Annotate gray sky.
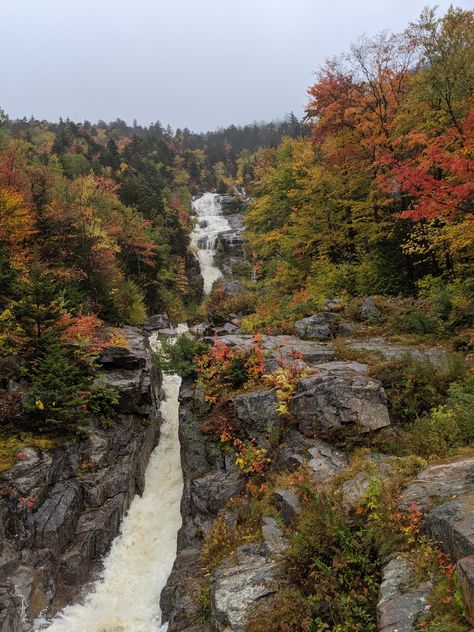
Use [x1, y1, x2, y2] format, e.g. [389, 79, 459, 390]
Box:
[1, 0, 472, 132]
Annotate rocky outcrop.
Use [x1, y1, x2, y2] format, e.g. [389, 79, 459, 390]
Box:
[360, 297, 381, 321]
[377, 555, 433, 632]
[0, 328, 162, 631]
[294, 312, 354, 340]
[458, 555, 474, 624]
[346, 337, 449, 369]
[291, 367, 391, 437]
[210, 544, 283, 632]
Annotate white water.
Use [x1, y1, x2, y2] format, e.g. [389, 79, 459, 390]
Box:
[37, 330, 187, 632]
[191, 192, 230, 294]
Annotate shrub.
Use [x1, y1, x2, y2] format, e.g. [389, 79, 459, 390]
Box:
[23, 332, 88, 433]
[112, 279, 147, 325]
[403, 374, 474, 458]
[285, 490, 380, 631]
[87, 382, 119, 426]
[153, 334, 210, 378]
[394, 309, 440, 335]
[196, 336, 265, 403]
[369, 354, 465, 425]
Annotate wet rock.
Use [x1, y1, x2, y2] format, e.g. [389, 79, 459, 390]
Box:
[33, 481, 83, 551]
[457, 555, 474, 625]
[161, 546, 211, 632]
[272, 489, 302, 527]
[377, 555, 433, 632]
[231, 389, 279, 440]
[99, 327, 147, 369]
[191, 466, 244, 518]
[291, 368, 390, 437]
[360, 297, 381, 321]
[211, 544, 283, 632]
[143, 313, 169, 331]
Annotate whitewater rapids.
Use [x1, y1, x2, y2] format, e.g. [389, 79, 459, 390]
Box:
[37, 344, 184, 632]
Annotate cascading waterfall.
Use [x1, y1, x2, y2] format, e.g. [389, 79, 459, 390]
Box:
[36, 193, 227, 632]
[191, 192, 231, 294]
[37, 327, 188, 632]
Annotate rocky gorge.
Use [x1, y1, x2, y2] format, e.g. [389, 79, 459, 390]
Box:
[0, 192, 473, 632]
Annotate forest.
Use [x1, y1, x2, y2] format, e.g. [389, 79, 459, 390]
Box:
[0, 4, 473, 632]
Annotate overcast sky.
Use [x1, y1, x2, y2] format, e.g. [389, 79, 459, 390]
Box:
[1, 0, 472, 132]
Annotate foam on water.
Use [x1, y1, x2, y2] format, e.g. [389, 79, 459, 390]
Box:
[37, 331, 187, 632]
[191, 192, 230, 294]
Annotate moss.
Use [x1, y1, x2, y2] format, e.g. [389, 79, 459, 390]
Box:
[0, 433, 60, 472]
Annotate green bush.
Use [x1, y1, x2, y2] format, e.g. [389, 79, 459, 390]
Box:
[112, 279, 147, 325]
[88, 382, 120, 426]
[369, 354, 465, 425]
[23, 332, 88, 433]
[394, 309, 440, 335]
[285, 490, 380, 631]
[404, 374, 474, 458]
[153, 334, 210, 378]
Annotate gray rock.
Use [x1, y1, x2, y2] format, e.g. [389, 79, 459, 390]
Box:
[143, 313, 169, 331]
[0, 327, 162, 626]
[377, 555, 433, 632]
[291, 369, 390, 437]
[262, 517, 288, 556]
[272, 489, 302, 527]
[346, 337, 449, 370]
[191, 467, 244, 517]
[211, 545, 283, 632]
[324, 299, 342, 311]
[425, 492, 474, 561]
[295, 312, 338, 340]
[400, 455, 474, 512]
[457, 555, 474, 625]
[160, 546, 211, 632]
[215, 334, 336, 366]
[307, 441, 348, 484]
[231, 389, 279, 439]
[360, 297, 381, 321]
[342, 456, 395, 508]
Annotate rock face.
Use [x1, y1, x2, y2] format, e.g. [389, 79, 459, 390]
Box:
[291, 368, 391, 437]
[294, 312, 353, 340]
[458, 555, 474, 624]
[346, 337, 449, 369]
[0, 328, 162, 631]
[400, 454, 474, 622]
[377, 555, 433, 632]
[210, 544, 283, 632]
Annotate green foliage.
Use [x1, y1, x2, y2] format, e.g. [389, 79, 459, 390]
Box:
[369, 354, 465, 425]
[23, 332, 88, 433]
[112, 279, 147, 325]
[87, 382, 119, 426]
[61, 153, 91, 178]
[153, 334, 210, 378]
[285, 491, 380, 631]
[404, 373, 474, 458]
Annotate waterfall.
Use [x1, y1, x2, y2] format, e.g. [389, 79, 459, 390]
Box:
[36, 329, 187, 632]
[191, 192, 230, 294]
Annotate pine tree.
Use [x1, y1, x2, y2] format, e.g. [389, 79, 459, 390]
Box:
[23, 330, 87, 433]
